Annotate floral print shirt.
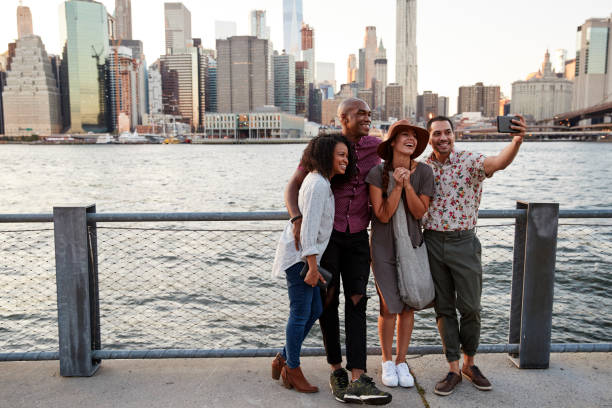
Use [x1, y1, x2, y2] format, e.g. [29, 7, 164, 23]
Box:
[423, 150, 488, 231]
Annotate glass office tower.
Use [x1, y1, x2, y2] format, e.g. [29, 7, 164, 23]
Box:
[60, 0, 110, 133]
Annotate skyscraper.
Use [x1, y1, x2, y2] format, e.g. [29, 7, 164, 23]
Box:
[107, 45, 137, 132]
[364, 26, 377, 90]
[2, 35, 62, 135]
[358, 48, 366, 89]
[250, 10, 270, 39]
[458, 82, 500, 117]
[295, 60, 309, 116]
[205, 58, 217, 112]
[122, 39, 147, 126]
[283, 0, 302, 57]
[164, 2, 192, 54]
[572, 16, 612, 110]
[216, 36, 270, 113]
[347, 54, 357, 83]
[374, 39, 387, 117]
[385, 83, 403, 120]
[274, 51, 296, 114]
[301, 24, 315, 84]
[396, 0, 418, 119]
[17, 2, 33, 39]
[115, 0, 132, 40]
[60, 0, 110, 133]
[160, 49, 200, 129]
[148, 62, 163, 114]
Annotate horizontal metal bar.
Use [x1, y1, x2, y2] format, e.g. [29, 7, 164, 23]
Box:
[0, 214, 53, 223]
[87, 212, 290, 223]
[1, 209, 611, 224]
[0, 351, 59, 361]
[2, 343, 610, 362]
[558, 210, 612, 218]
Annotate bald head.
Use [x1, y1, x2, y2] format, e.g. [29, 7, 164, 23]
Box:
[337, 97, 371, 141]
[337, 97, 369, 118]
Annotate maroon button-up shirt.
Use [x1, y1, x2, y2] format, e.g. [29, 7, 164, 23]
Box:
[332, 135, 381, 233]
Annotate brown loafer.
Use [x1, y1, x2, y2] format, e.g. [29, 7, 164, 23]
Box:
[462, 365, 492, 391]
[434, 371, 462, 396]
[271, 352, 286, 380]
[281, 365, 319, 393]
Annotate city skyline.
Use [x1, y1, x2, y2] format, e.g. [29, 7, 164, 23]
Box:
[0, 0, 611, 115]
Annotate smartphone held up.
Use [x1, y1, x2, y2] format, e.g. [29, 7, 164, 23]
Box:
[497, 115, 521, 133]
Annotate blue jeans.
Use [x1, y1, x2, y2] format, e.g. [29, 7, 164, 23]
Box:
[282, 262, 323, 369]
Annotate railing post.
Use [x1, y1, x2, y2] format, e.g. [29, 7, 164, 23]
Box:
[509, 202, 559, 369]
[53, 205, 101, 376]
[508, 201, 528, 357]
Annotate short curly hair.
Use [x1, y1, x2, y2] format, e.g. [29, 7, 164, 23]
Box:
[300, 134, 355, 182]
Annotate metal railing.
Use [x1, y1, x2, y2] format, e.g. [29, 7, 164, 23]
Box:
[0, 203, 611, 376]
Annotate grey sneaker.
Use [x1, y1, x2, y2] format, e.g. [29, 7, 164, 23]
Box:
[329, 368, 350, 402]
[343, 374, 392, 405]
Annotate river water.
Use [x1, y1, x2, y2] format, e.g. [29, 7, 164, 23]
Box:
[0, 142, 610, 352]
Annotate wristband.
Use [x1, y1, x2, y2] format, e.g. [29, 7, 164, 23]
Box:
[290, 215, 302, 224]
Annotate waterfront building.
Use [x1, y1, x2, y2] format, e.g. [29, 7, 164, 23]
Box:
[203, 110, 304, 139]
[250, 10, 270, 40]
[417, 91, 439, 122]
[283, 0, 302, 57]
[364, 26, 377, 90]
[396, 0, 418, 119]
[274, 52, 296, 115]
[148, 62, 163, 114]
[165, 2, 191, 54]
[338, 82, 359, 99]
[308, 83, 322, 123]
[347, 54, 357, 84]
[358, 48, 366, 89]
[17, 2, 33, 39]
[438, 96, 449, 117]
[316, 62, 335, 92]
[114, 0, 132, 40]
[321, 98, 344, 126]
[159, 49, 199, 129]
[215, 21, 237, 40]
[512, 50, 573, 121]
[205, 58, 217, 112]
[60, 0, 110, 133]
[385, 83, 403, 120]
[572, 15, 612, 110]
[2, 35, 62, 135]
[121, 39, 147, 125]
[196, 45, 209, 130]
[458, 82, 500, 118]
[295, 61, 309, 116]
[217, 36, 271, 113]
[107, 45, 138, 132]
[301, 24, 315, 84]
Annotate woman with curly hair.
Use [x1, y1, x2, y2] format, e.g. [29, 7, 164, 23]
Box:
[365, 120, 434, 388]
[271, 134, 354, 393]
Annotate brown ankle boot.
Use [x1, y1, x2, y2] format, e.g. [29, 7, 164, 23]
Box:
[281, 365, 319, 393]
[271, 353, 286, 380]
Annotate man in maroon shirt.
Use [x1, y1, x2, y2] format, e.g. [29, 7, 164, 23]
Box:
[284, 98, 391, 404]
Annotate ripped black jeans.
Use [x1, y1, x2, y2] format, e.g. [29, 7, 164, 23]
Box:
[319, 229, 371, 372]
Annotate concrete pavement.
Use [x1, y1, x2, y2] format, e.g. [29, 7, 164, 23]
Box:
[1, 353, 611, 407]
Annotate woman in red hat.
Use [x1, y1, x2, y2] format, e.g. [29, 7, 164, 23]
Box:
[365, 120, 435, 388]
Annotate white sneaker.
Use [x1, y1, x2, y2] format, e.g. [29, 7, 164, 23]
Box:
[396, 362, 415, 388]
[381, 360, 398, 387]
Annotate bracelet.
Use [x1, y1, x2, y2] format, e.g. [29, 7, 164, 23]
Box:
[290, 215, 302, 224]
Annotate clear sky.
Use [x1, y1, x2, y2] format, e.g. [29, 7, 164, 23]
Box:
[1, 0, 611, 114]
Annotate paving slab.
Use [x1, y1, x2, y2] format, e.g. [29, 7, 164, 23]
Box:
[0, 353, 610, 408]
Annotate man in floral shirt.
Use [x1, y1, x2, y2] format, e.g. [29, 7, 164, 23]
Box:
[423, 115, 526, 396]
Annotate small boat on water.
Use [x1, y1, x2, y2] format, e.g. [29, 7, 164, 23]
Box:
[95, 134, 115, 144]
[118, 131, 148, 144]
